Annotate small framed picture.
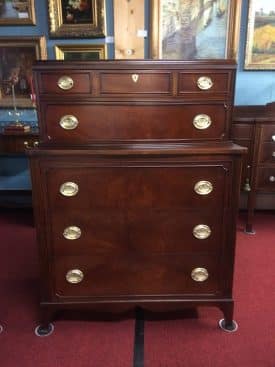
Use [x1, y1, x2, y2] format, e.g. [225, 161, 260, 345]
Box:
[0, 0, 36, 25]
[55, 43, 106, 60]
[245, 0, 275, 70]
[0, 36, 47, 107]
[48, 0, 105, 38]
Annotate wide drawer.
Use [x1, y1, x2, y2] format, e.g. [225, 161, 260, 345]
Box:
[41, 103, 228, 143]
[256, 168, 275, 191]
[231, 124, 253, 140]
[38, 72, 91, 94]
[261, 124, 275, 142]
[54, 253, 222, 298]
[258, 142, 275, 163]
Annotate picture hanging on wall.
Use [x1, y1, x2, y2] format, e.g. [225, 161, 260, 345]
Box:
[48, 0, 105, 38]
[150, 0, 241, 60]
[55, 44, 106, 60]
[245, 0, 275, 70]
[0, 0, 36, 25]
[0, 37, 47, 107]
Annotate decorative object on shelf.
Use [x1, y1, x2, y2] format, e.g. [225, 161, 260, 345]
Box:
[48, 0, 105, 38]
[0, 0, 36, 25]
[0, 36, 47, 108]
[245, 0, 275, 70]
[150, 0, 241, 59]
[55, 44, 106, 60]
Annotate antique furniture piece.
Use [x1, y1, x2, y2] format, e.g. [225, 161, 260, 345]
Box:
[232, 102, 275, 233]
[27, 60, 245, 336]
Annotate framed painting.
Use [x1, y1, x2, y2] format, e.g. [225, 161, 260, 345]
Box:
[245, 0, 275, 70]
[55, 44, 106, 60]
[48, 0, 105, 38]
[0, 0, 36, 25]
[150, 0, 241, 60]
[0, 37, 47, 107]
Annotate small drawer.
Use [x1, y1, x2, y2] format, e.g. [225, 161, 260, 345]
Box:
[261, 124, 275, 142]
[231, 124, 253, 140]
[256, 168, 275, 191]
[99, 71, 172, 95]
[54, 253, 221, 298]
[258, 142, 275, 163]
[178, 71, 231, 96]
[39, 72, 91, 94]
[41, 103, 228, 143]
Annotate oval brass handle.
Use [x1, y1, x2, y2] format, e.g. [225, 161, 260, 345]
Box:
[193, 114, 212, 130]
[63, 226, 81, 240]
[272, 135, 275, 142]
[59, 115, 79, 130]
[269, 176, 275, 182]
[24, 140, 39, 148]
[194, 181, 213, 195]
[272, 152, 275, 157]
[193, 224, 211, 239]
[57, 75, 74, 90]
[66, 269, 84, 284]
[197, 76, 213, 90]
[191, 267, 209, 282]
[60, 182, 79, 197]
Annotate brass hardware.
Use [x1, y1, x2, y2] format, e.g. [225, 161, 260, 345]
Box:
[194, 181, 213, 195]
[132, 74, 139, 83]
[243, 178, 251, 192]
[269, 176, 275, 182]
[60, 182, 79, 197]
[63, 226, 81, 240]
[191, 267, 209, 282]
[57, 75, 74, 90]
[59, 115, 79, 130]
[272, 135, 275, 142]
[66, 269, 84, 284]
[193, 114, 212, 130]
[197, 76, 213, 90]
[24, 141, 39, 149]
[193, 224, 211, 239]
[272, 152, 275, 157]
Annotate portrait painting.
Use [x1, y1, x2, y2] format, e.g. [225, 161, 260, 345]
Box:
[245, 0, 275, 69]
[0, 0, 36, 25]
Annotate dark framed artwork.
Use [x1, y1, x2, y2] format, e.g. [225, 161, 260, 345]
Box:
[55, 44, 106, 60]
[0, 37, 47, 107]
[150, 0, 241, 60]
[48, 0, 105, 38]
[245, 0, 275, 70]
[0, 0, 36, 25]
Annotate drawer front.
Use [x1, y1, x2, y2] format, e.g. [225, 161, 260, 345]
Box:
[178, 72, 231, 96]
[99, 71, 172, 95]
[42, 104, 228, 143]
[259, 142, 275, 163]
[256, 168, 275, 191]
[231, 124, 253, 140]
[54, 254, 222, 298]
[261, 124, 275, 142]
[39, 72, 91, 94]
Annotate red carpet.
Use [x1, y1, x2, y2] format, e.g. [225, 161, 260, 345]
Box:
[144, 212, 275, 367]
[0, 210, 134, 367]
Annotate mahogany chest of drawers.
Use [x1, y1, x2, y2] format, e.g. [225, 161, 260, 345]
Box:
[27, 60, 245, 334]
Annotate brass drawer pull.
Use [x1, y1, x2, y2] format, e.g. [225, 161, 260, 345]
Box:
[24, 140, 39, 149]
[269, 176, 275, 182]
[194, 180, 213, 195]
[60, 182, 79, 197]
[59, 115, 79, 130]
[66, 269, 84, 284]
[193, 114, 212, 130]
[197, 76, 213, 90]
[57, 75, 74, 90]
[193, 224, 211, 239]
[191, 267, 209, 282]
[272, 135, 275, 142]
[63, 226, 81, 240]
[132, 74, 139, 82]
[272, 152, 275, 157]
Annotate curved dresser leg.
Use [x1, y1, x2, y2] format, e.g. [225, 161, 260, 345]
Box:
[219, 302, 238, 333]
[35, 307, 55, 337]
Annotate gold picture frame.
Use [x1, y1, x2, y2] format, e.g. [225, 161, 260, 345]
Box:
[245, 0, 275, 70]
[0, 36, 47, 107]
[55, 43, 107, 60]
[0, 0, 36, 25]
[48, 0, 105, 38]
[150, 0, 241, 60]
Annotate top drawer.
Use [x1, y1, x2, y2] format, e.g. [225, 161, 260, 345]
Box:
[261, 124, 275, 142]
[38, 72, 91, 94]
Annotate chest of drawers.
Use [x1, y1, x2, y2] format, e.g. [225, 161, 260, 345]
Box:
[27, 60, 245, 334]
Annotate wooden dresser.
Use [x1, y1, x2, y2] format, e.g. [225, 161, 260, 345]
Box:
[232, 103, 275, 233]
[27, 60, 246, 335]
